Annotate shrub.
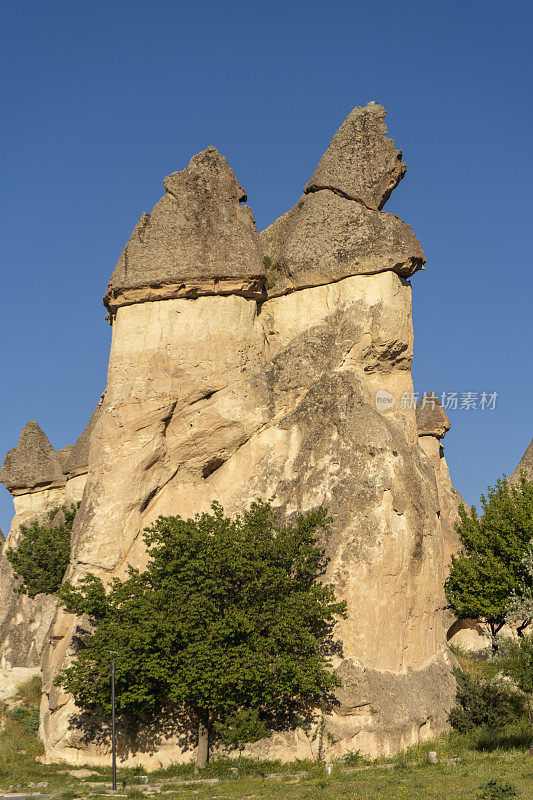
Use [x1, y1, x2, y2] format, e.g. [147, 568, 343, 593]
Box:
[7, 705, 40, 735]
[342, 750, 364, 766]
[476, 778, 519, 799]
[6, 504, 78, 596]
[449, 669, 525, 733]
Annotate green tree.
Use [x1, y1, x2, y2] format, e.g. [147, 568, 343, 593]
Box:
[445, 475, 533, 647]
[506, 540, 533, 630]
[6, 504, 78, 597]
[501, 634, 533, 753]
[56, 500, 347, 769]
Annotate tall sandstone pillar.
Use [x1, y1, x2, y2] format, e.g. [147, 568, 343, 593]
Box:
[40, 105, 458, 764]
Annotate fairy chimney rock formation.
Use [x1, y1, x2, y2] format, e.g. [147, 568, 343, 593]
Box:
[0, 103, 464, 764]
[416, 392, 451, 439]
[104, 147, 265, 315]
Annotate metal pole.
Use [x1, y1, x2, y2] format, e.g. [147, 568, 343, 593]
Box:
[111, 658, 116, 790]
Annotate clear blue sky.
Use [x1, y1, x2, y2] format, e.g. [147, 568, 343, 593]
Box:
[1, 1, 532, 533]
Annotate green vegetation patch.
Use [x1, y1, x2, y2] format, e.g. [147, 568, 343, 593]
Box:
[6, 503, 78, 596]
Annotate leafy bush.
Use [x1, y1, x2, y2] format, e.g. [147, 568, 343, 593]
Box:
[7, 705, 40, 735]
[449, 668, 525, 733]
[476, 778, 519, 799]
[342, 750, 364, 766]
[6, 503, 78, 596]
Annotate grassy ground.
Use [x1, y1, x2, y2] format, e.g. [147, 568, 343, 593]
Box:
[1, 675, 532, 799]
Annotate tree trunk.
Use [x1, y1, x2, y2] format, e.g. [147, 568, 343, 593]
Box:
[489, 622, 504, 655]
[195, 716, 209, 771]
[527, 697, 533, 756]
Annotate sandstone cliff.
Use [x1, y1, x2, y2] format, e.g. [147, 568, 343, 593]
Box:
[1, 103, 463, 764]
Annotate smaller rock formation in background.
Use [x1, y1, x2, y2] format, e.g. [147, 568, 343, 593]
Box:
[416, 391, 451, 439]
[415, 392, 483, 651]
[509, 438, 533, 483]
[0, 402, 101, 669]
[0, 421, 65, 494]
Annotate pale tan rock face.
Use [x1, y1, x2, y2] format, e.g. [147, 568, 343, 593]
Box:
[42, 272, 456, 764]
[0, 666, 40, 701]
[418, 435, 462, 568]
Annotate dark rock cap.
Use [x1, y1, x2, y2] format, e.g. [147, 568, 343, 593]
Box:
[0, 421, 64, 492]
[104, 148, 265, 314]
[509, 438, 533, 483]
[304, 103, 406, 211]
[261, 102, 425, 297]
[261, 190, 425, 296]
[416, 391, 451, 439]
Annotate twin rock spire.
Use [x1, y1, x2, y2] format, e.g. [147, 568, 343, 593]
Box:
[104, 103, 426, 315]
[1, 104, 432, 495]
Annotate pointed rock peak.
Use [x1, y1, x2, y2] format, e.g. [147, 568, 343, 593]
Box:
[63, 399, 102, 477]
[416, 391, 451, 439]
[163, 147, 247, 204]
[304, 103, 406, 210]
[104, 148, 264, 314]
[509, 438, 533, 483]
[0, 420, 64, 492]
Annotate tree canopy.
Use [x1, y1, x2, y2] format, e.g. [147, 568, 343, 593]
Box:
[506, 542, 533, 630]
[6, 503, 77, 597]
[445, 474, 533, 641]
[56, 500, 347, 767]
